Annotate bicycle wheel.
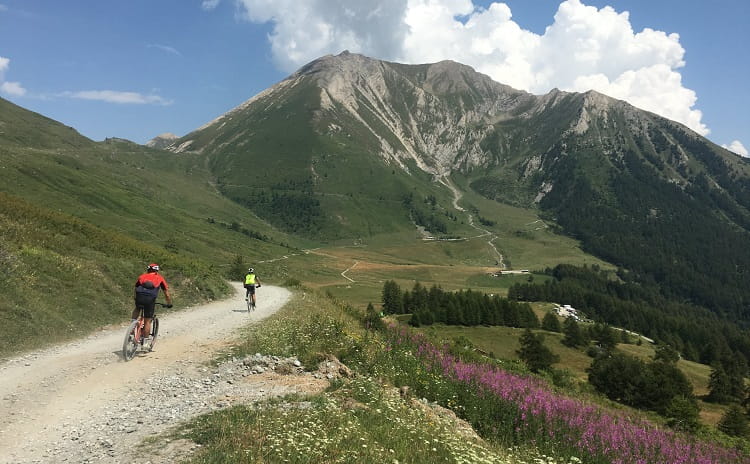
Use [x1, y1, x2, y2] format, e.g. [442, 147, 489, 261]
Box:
[149, 318, 159, 351]
[246, 299, 252, 312]
[122, 320, 140, 361]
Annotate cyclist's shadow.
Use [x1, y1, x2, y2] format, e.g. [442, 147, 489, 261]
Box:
[114, 350, 151, 360]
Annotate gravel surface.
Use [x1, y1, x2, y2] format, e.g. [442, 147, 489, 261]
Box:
[0, 283, 326, 464]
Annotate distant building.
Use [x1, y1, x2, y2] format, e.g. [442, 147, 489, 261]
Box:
[554, 304, 579, 320]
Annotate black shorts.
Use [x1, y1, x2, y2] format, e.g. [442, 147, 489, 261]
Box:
[135, 294, 156, 318]
[245, 284, 256, 295]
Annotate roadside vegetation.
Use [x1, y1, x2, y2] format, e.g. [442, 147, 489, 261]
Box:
[0, 192, 230, 355]
[175, 284, 750, 464]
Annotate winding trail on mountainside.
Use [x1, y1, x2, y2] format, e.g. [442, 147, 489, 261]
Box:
[438, 176, 505, 269]
[0, 283, 296, 463]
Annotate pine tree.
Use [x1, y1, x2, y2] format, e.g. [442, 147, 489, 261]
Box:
[542, 312, 561, 332]
[596, 324, 618, 353]
[381, 280, 403, 314]
[562, 317, 585, 347]
[517, 328, 560, 373]
[707, 365, 733, 404]
[718, 405, 749, 437]
[664, 395, 700, 431]
[409, 310, 422, 327]
[654, 344, 680, 364]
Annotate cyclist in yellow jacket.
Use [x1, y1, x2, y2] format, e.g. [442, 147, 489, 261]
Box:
[244, 268, 261, 307]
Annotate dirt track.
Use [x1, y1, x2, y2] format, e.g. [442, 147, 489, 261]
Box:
[0, 283, 293, 463]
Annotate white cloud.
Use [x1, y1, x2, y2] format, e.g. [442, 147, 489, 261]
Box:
[235, 0, 408, 72]
[0, 55, 27, 97]
[233, 0, 709, 136]
[61, 90, 172, 105]
[147, 43, 182, 56]
[202, 0, 221, 10]
[722, 140, 748, 157]
[1, 81, 26, 96]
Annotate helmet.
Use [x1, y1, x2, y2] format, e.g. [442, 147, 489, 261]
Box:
[147, 263, 160, 271]
[248, 268, 254, 273]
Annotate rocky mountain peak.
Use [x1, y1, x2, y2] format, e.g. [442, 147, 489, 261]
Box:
[146, 132, 179, 149]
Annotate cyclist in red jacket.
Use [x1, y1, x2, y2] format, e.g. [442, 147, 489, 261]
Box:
[133, 263, 172, 341]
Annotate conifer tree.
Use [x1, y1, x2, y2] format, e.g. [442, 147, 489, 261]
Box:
[562, 317, 585, 347]
[718, 405, 749, 437]
[381, 280, 403, 314]
[517, 328, 560, 373]
[542, 312, 562, 332]
[654, 344, 680, 364]
[707, 365, 733, 404]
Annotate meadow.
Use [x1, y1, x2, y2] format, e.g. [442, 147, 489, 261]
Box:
[174, 286, 749, 464]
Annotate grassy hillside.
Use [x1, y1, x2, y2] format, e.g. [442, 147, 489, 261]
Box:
[0, 98, 312, 356]
[170, 286, 749, 464]
[0, 97, 93, 149]
[0, 192, 229, 355]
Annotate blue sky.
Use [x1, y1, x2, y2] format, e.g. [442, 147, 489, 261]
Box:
[0, 1, 747, 156]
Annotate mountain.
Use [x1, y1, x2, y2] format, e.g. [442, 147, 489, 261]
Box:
[170, 51, 750, 339]
[0, 96, 93, 149]
[146, 132, 179, 149]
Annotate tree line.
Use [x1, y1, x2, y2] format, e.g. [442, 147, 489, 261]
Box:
[382, 280, 538, 329]
[508, 264, 750, 367]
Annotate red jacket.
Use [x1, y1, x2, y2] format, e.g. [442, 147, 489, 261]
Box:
[135, 272, 168, 298]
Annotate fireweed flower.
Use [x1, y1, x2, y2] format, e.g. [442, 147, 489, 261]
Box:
[384, 324, 749, 464]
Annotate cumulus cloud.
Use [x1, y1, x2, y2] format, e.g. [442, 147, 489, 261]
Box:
[235, 0, 408, 72]
[1, 81, 26, 96]
[722, 140, 748, 157]
[0, 55, 27, 97]
[231, 0, 709, 136]
[60, 90, 172, 105]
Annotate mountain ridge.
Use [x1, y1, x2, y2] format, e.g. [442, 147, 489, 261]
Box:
[163, 51, 750, 337]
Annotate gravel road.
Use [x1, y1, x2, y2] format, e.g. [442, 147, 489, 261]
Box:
[0, 283, 309, 463]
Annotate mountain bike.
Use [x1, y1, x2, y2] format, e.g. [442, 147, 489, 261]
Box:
[122, 302, 166, 361]
[245, 284, 260, 312]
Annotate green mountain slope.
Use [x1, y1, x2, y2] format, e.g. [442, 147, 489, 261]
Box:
[0, 191, 229, 354]
[0, 97, 306, 355]
[0, 97, 93, 149]
[168, 52, 750, 356]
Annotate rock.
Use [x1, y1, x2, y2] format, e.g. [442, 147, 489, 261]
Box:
[316, 355, 353, 379]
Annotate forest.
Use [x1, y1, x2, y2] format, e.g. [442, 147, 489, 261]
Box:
[508, 264, 750, 366]
[539, 145, 750, 323]
[381, 280, 539, 329]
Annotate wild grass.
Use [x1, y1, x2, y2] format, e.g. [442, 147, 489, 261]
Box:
[181, 378, 517, 464]
[182, 287, 578, 464]
[179, 287, 749, 464]
[0, 192, 230, 356]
